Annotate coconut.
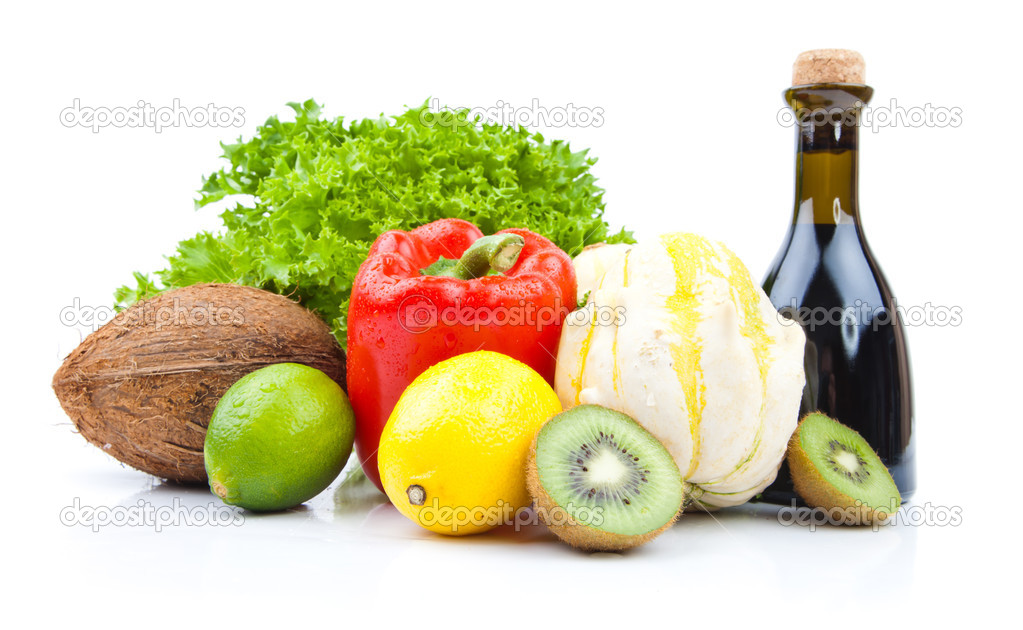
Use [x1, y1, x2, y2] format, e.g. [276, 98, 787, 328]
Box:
[52, 283, 346, 483]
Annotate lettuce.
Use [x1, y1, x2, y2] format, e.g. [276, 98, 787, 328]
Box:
[115, 99, 632, 342]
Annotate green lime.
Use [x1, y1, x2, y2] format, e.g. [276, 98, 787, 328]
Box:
[204, 363, 355, 512]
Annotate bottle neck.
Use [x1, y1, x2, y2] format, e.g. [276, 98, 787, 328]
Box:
[787, 84, 873, 225]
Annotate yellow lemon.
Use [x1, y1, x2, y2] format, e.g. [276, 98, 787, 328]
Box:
[378, 351, 561, 536]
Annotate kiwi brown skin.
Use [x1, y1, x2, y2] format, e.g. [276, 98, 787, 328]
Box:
[52, 283, 346, 483]
[525, 431, 680, 552]
[787, 413, 898, 525]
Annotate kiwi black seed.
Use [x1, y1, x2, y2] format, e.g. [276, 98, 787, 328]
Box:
[787, 412, 901, 525]
[525, 405, 685, 551]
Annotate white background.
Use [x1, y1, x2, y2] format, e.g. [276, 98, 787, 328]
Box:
[3, 1, 1018, 627]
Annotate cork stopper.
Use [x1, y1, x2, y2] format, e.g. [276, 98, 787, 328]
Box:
[792, 49, 865, 86]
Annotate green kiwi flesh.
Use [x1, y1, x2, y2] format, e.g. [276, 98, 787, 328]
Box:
[787, 412, 901, 524]
[526, 405, 684, 551]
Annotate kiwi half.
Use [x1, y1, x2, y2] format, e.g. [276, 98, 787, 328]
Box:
[787, 412, 901, 525]
[525, 405, 685, 551]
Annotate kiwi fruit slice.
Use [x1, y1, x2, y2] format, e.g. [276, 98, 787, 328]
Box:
[787, 412, 901, 525]
[526, 405, 685, 551]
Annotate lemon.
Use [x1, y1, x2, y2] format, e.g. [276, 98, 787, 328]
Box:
[378, 351, 562, 536]
[204, 363, 355, 512]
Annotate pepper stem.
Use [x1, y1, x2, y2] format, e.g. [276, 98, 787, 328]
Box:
[422, 234, 525, 280]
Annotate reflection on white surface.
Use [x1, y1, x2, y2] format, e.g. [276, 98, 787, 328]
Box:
[15, 332, 977, 629]
[8, 354, 983, 628]
[47, 454, 923, 588]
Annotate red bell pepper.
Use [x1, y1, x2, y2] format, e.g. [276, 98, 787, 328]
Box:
[346, 218, 577, 491]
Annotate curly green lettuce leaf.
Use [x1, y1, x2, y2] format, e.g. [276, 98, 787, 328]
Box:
[117, 99, 633, 343]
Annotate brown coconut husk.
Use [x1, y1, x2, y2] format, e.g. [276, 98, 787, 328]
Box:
[52, 283, 346, 483]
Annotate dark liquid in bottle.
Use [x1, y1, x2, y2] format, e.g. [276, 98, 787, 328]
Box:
[761, 222, 915, 503]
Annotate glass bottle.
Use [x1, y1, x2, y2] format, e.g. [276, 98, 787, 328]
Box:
[760, 65, 915, 505]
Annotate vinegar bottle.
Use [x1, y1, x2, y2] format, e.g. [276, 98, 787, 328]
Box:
[761, 50, 915, 504]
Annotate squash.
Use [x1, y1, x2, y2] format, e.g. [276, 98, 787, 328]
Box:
[555, 234, 806, 508]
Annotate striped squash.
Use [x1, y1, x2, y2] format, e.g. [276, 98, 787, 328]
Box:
[555, 235, 806, 508]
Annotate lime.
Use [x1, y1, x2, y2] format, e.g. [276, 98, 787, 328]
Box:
[204, 363, 355, 512]
[378, 351, 562, 536]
